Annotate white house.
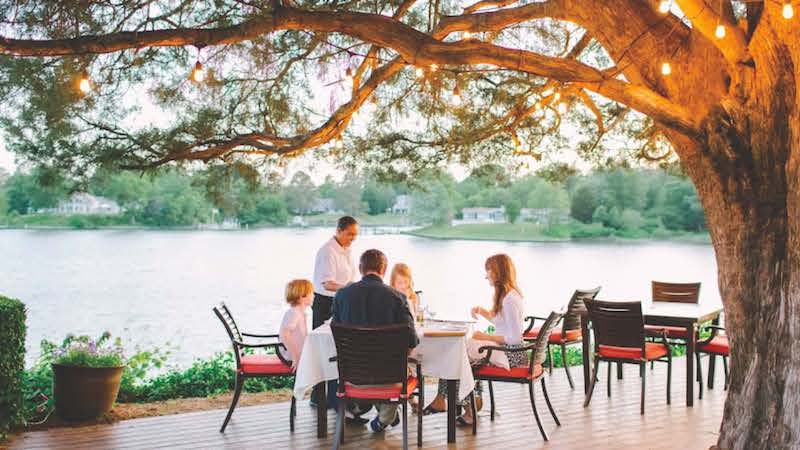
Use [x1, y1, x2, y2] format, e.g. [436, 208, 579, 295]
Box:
[458, 207, 507, 224]
[42, 193, 122, 216]
[311, 198, 337, 214]
[390, 195, 411, 215]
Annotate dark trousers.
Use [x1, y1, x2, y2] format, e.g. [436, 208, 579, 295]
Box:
[312, 293, 338, 408]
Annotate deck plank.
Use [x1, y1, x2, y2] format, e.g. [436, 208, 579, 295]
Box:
[10, 357, 726, 449]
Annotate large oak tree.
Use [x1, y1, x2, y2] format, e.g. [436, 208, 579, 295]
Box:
[1, 1, 798, 448]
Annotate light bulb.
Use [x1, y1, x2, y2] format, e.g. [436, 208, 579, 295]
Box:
[191, 61, 205, 82]
[335, 138, 344, 150]
[658, 0, 670, 14]
[557, 102, 567, 114]
[78, 71, 91, 94]
[451, 85, 462, 106]
[661, 62, 672, 76]
[715, 24, 726, 39]
[553, 92, 561, 101]
[344, 67, 354, 87]
[514, 141, 522, 152]
[430, 63, 438, 72]
[541, 87, 554, 97]
[415, 67, 424, 78]
[783, 2, 794, 19]
[463, 31, 472, 39]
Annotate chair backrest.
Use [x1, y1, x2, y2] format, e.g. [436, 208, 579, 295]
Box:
[213, 303, 245, 366]
[652, 281, 701, 304]
[331, 323, 410, 388]
[584, 299, 645, 351]
[561, 287, 601, 334]
[530, 311, 564, 371]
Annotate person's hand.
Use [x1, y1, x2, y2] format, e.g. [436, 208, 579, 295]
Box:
[470, 306, 481, 319]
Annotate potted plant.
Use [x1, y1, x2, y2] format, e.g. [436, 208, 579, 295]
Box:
[50, 332, 125, 420]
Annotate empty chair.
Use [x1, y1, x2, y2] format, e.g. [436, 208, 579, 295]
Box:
[330, 323, 424, 450]
[213, 303, 296, 433]
[695, 325, 730, 399]
[584, 299, 672, 415]
[524, 287, 601, 389]
[474, 311, 563, 441]
[644, 281, 701, 340]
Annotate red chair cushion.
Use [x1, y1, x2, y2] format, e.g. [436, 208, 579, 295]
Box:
[524, 327, 581, 343]
[474, 363, 544, 380]
[644, 324, 690, 339]
[697, 335, 729, 356]
[598, 342, 669, 361]
[344, 377, 418, 400]
[239, 355, 294, 375]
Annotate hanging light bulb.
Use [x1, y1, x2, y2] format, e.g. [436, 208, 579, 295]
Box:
[430, 63, 438, 72]
[541, 87, 554, 97]
[661, 62, 672, 76]
[191, 61, 205, 83]
[335, 137, 344, 150]
[415, 67, 424, 78]
[344, 67, 354, 87]
[783, 2, 794, 19]
[557, 102, 568, 114]
[451, 85, 462, 106]
[463, 31, 472, 39]
[78, 70, 92, 94]
[715, 24, 726, 39]
[658, 0, 671, 14]
[553, 92, 561, 102]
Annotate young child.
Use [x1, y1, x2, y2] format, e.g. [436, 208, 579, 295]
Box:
[390, 263, 419, 321]
[278, 279, 313, 369]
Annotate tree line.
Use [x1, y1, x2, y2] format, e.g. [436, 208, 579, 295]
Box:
[0, 163, 705, 234]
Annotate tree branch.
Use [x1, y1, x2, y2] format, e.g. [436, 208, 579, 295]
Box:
[673, 0, 749, 65]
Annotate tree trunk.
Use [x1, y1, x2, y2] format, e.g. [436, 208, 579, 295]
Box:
[680, 79, 800, 448]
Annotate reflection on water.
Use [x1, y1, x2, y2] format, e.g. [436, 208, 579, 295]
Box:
[0, 228, 719, 367]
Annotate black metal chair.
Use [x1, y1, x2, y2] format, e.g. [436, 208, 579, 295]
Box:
[695, 324, 730, 399]
[524, 287, 601, 389]
[474, 311, 564, 441]
[330, 322, 423, 450]
[213, 303, 296, 433]
[584, 299, 672, 415]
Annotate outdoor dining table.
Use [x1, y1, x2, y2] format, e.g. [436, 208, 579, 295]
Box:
[579, 300, 724, 407]
[293, 321, 475, 443]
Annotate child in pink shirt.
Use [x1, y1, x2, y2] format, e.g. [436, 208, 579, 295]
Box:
[279, 279, 313, 369]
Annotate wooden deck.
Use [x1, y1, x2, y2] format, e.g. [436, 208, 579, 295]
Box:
[10, 357, 725, 449]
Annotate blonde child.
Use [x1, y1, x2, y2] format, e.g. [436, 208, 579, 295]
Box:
[279, 279, 314, 369]
[389, 263, 419, 321]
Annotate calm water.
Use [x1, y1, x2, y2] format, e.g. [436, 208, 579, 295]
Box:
[0, 228, 720, 367]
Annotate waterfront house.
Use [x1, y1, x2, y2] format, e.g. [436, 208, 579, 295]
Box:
[458, 207, 506, 224]
[41, 192, 122, 216]
[390, 194, 411, 215]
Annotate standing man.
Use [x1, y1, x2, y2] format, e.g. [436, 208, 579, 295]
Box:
[313, 216, 359, 329]
[311, 216, 358, 409]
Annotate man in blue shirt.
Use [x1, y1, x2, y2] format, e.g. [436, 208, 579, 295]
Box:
[332, 249, 418, 431]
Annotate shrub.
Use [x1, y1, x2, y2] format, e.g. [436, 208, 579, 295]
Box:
[0, 296, 26, 439]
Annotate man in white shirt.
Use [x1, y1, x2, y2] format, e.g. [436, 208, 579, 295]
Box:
[312, 216, 359, 329]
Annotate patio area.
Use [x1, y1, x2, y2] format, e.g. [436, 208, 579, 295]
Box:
[11, 357, 726, 449]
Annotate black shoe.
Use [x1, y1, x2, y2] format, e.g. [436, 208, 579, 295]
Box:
[345, 409, 369, 425]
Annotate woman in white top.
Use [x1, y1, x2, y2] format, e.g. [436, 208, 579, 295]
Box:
[423, 254, 527, 425]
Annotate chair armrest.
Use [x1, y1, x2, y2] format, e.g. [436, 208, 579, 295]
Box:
[242, 332, 280, 339]
[232, 339, 279, 349]
[523, 316, 548, 334]
[655, 330, 672, 356]
[328, 356, 338, 362]
[697, 325, 726, 345]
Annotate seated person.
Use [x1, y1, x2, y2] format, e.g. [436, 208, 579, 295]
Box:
[390, 263, 419, 322]
[278, 279, 313, 369]
[332, 249, 418, 432]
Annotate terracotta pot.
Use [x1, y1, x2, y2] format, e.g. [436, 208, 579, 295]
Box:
[52, 363, 124, 420]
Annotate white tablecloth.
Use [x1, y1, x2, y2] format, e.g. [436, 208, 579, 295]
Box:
[293, 323, 475, 402]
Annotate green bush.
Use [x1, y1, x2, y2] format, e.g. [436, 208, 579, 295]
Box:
[0, 296, 26, 439]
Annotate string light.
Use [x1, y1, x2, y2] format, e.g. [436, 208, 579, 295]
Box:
[661, 62, 672, 76]
[553, 92, 561, 102]
[191, 61, 205, 83]
[658, 0, 671, 14]
[557, 102, 568, 114]
[463, 31, 472, 39]
[430, 63, 439, 72]
[78, 70, 92, 94]
[335, 137, 344, 150]
[415, 67, 424, 78]
[715, 24, 726, 39]
[784, 2, 794, 19]
[541, 87, 554, 97]
[451, 85, 462, 106]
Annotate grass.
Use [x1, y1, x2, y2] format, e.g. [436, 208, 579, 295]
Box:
[407, 222, 710, 243]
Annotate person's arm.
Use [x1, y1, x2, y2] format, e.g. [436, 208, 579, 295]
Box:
[472, 330, 506, 344]
[322, 280, 346, 292]
[502, 296, 524, 346]
[470, 306, 495, 321]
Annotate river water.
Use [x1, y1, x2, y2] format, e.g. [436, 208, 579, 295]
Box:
[0, 228, 720, 367]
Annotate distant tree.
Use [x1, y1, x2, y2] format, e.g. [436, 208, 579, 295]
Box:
[570, 185, 597, 224]
[317, 175, 337, 199]
[334, 178, 366, 215]
[505, 198, 521, 224]
[361, 179, 396, 215]
[284, 171, 317, 214]
[620, 208, 645, 230]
